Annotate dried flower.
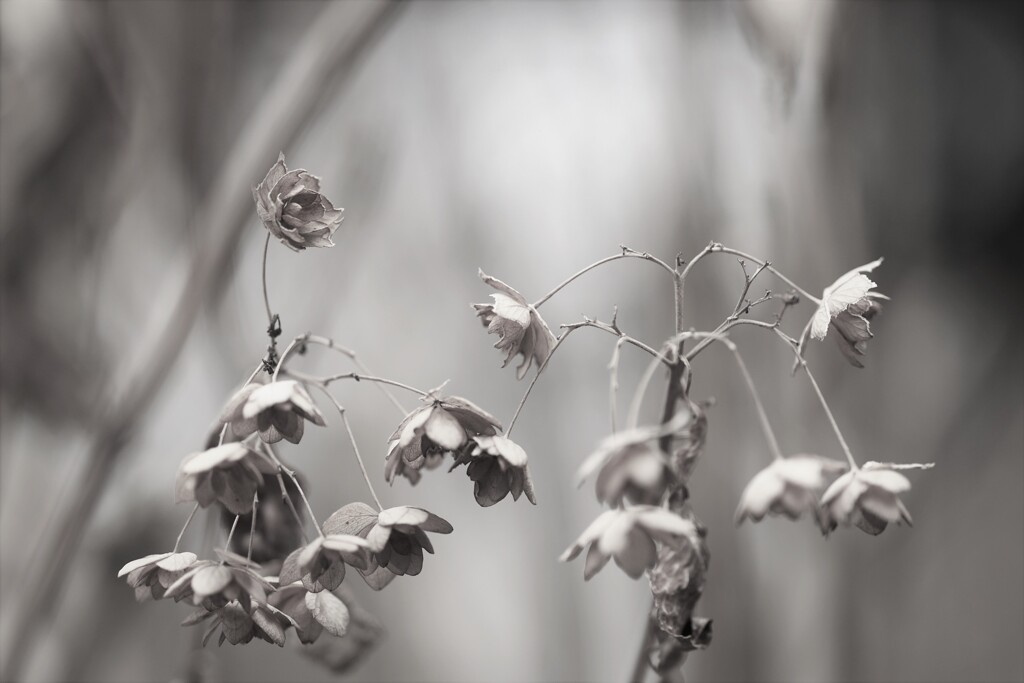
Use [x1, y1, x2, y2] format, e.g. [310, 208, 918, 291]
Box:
[384, 397, 501, 485]
[184, 600, 297, 647]
[560, 507, 700, 581]
[279, 534, 371, 593]
[253, 153, 345, 251]
[808, 258, 887, 367]
[117, 551, 198, 602]
[449, 435, 537, 507]
[820, 461, 933, 535]
[576, 416, 690, 506]
[175, 443, 276, 515]
[164, 550, 276, 613]
[322, 503, 453, 587]
[221, 380, 326, 445]
[268, 583, 326, 644]
[734, 455, 847, 526]
[472, 271, 557, 379]
[299, 584, 384, 673]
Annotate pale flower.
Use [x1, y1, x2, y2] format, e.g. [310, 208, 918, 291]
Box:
[279, 534, 372, 593]
[117, 551, 198, 602]
[221, 380, 326, 445]
[807, 258, 887, 367]
[472, 270, 557, 379]
[175, 443, 277, 515]
[734, 455, 847, 526]
[449, 435, 537, 507]
[576, 419, 686, 506]
[559, 506, 700, 581]
[820, 461, 933, 535]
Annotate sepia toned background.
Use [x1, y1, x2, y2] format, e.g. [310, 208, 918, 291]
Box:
[1, 1, 1022, 682]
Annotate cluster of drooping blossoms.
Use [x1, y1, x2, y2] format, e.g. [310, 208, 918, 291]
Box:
[119, 155, 517, 674]
[470, 246, 933, 679]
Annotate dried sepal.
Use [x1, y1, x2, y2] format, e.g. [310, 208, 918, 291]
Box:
[820, 461, 933, 535]
[220, 380, 326, 445]
[117, 551, 198, 602]
[300, 584, 385, 673]
[472, 270, 557, 379]
[734, 454, 847, 527]
[175, 443, 276, 515]
[449, 435, 537, 507]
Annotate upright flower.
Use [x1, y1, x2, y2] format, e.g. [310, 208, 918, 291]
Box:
[118, 551, 198, 602]
[175, 443, 277, 515]
[472, 270, 557, 379]
[807, 258, 887, 367]
[221, 380, 326, 445]
[254, 153, 345, 251]
[384, 396, 501, 485]
[560, 507, 700, 581]
[734, 455, 847, 527]
[820, 461, 933, 535]
[449, 435, 537, 507]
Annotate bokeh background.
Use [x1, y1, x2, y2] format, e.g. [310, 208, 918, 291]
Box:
[1, 1, 1022, 682]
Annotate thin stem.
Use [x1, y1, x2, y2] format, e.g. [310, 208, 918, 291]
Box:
[172, 503, 200, 553]
[224, 515, 240, 553]
[315, 385, 385, 511]
[302, 335, 407, 415]
[275, 468, 309, 543]
[561, 318, 662, 359]
[263, 445, 323, 536]
[798, 354, 859, 470]
[320, 372, 430, 399]
[626, 346, 671, 429]
[505, 329, 578, 437]
[532, 248, 675, 309]
[246, 492, 259, 563]
[608, 337, 626, 433]
[273, 337, 302, 382]
[710, 244, 819, 303]
[261, 233, 273, 326]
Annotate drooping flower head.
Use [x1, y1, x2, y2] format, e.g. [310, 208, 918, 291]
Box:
[117, 551, 198, 602]
[254, 153, 345, 251]
[322, 503, 453, 589]
[576, 415, 690, 506]
[807, 258, 888, 367]
[221, 380, 326, 445]
[175, 443, 277, 515]
[820, 461, 933, 535]
[183, 599, 297, 647]
[279, 534, 372, 593]
[164, 549, 276, 613]
[449, 435, 537, 507]
[384, 396, 501, 485]
[269, 583, 353, 644]
[734, 454, 847, 527]
[560, 506, 700, 581]
[472, 270, 557, 379]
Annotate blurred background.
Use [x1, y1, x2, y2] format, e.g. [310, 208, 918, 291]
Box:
[1, 1, 1022, 682]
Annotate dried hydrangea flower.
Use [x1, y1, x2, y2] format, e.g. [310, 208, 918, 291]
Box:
[117, 551, 198, 602]
[384, 396, 501, 485]
[472, 270, 557, 379]
[323, 503, 453, 588]
[449, 435, 537, 507]
[560, 506, 700, 581]
[820, 461, 933, 535]
[222, 380, 326, 445]
[175, 443, 277, 515]
[164, 551, 276, 613]
[575, 417, 691, 506]
[808, 258, 888, 367]
[184, 599, 297, 647]
[278, 534, 371, 593]
[734, 455, 847, 527]
[253, 153, 345, 251]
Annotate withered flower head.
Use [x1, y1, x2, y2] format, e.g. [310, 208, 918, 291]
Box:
[221, 380, 326, 445]
[472, 271, 557, 379]
[164, 550, 277, 618]
[449, 435, 537, 507]
[820, 461, 933, 535]
[734, 454, 847, 527]
[254, 153, 345, 251]
[279, 534, 371, 593]
[384, 396, 501, 486]
[322, 503, 453, 588]
[560, 506, 700, 581]
[175, 443, 277, 515]
[183, 599, 297, 648]
[576, 416, 690, 506]
[809, 258, 887, 368]
[269, 583, 353, 643]
[117, 551, 197, 602]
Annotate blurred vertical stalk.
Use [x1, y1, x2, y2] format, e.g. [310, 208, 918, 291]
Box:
[0, 2, 405, 679]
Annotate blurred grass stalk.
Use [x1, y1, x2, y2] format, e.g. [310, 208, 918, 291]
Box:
[0, 2, 405, 679]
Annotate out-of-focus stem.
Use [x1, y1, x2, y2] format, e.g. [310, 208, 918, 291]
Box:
[172, 503, 201, 554]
